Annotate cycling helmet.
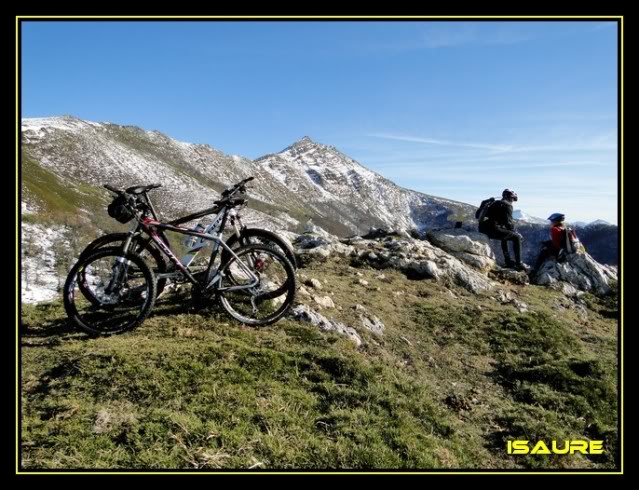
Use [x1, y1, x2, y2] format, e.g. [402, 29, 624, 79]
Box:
[547, 213, 565, 223]
[502, 189, 518, 202]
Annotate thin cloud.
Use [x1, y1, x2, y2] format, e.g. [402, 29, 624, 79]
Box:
[369, 155, 612, 169]
[349, 23, 535, 55]
[369, 133, 513, 152]
[590, 21, 618, 32]
[396, 161, 608, 172]
[369, 132, 617, 154]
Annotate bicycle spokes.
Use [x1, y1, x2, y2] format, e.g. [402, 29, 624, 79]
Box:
[65, 249, 156, 335]
[218, 245, 296, 325]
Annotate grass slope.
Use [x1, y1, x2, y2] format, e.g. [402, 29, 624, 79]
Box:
[20, 257, 618, 470]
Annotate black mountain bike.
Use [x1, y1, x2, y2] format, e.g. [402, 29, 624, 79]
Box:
[76, 179, 297, 298]
[63, 177, 297, 335]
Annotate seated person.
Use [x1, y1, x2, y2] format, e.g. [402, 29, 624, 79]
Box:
[532, 212, 567, 273]
[478, 189, 527, 271]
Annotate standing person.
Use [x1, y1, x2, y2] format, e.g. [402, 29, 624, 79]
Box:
[478, 189, 528, 271]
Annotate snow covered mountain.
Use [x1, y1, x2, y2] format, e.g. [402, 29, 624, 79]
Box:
[512, 209, 547, 225]
[255, 136, 473, 236]
[21, 116, 473, 236]
[20, 116, 473, 302]
[20, 116, 618, 302]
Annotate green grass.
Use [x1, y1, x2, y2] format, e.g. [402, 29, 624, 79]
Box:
[20, 257, 619, 470]
[22, 151, 108, 224]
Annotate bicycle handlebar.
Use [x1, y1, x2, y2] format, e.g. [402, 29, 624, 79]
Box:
[221, 176, 255, 198]
[104, 184, 122, 194]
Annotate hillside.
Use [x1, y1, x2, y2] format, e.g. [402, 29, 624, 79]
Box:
[20, 232, 619, 470]
[19, 116, 620, 470]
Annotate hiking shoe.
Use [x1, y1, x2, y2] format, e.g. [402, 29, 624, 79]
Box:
[514, 262, 530, 272]
[504, 259, 516, 269]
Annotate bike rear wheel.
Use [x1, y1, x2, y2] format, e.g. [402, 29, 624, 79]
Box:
[63, 247, 157, 336]
[216, 244, 296, 326]
[222, 228, 298, 270]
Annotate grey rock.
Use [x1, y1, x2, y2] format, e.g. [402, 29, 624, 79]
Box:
[291, 305, 362, 347]
[304, 278, 323, 289]
[360, 315, 385, 335]
[534, 252, 617, 295]
[427, 229, 496, 271]
[313, 295, 335, 309]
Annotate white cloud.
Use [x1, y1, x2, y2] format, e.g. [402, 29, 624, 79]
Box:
[369, 133, 513, 152]
[369, 132, 617, 154]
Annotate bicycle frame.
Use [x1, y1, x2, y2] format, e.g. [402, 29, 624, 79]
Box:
[121, 205, 259, 293]
[127, 192, 248, 268]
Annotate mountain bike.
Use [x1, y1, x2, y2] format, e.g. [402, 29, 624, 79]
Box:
[75, 179, 297, 298]
[63, 177, 297, 335]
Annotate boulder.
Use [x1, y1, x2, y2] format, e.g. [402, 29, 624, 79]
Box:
[291, 305, 362, 347]
[304, 278, 323, 289]
[533, 252, 617, 295]
[313, 295, 335, 309]
[294, 231, 355, 266]
[427, 229, 496, 271]
[360, 315, 385, 335]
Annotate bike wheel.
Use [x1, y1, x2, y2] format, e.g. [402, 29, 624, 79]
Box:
[63, 247, 157, 335]
[222, 228, 298, 270]
[78, 233, 169, 296]
[217, 244, 296, 326]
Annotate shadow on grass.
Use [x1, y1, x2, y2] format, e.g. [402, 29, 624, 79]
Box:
[20, 290, 221, 346]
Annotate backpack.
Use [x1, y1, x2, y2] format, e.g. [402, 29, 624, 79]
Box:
[557, 227, 584, 261]
[564, 227, 584, 254]
[475, 197, 496, 222]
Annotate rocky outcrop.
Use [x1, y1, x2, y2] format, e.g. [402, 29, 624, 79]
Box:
[291, 304, 362, 347]
[532, 252, 617, 295]
[293, 230, 496, 294]
[293, 226, 617, 298]
[347, 235, 497, 293]
[426, 229, 496, 272]
[294, 232, 355, 266]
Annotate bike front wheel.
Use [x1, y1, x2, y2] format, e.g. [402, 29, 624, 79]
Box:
[63, 247, 157, 336]
[77, 233, 169, 297]
[216, 244, 296, 326]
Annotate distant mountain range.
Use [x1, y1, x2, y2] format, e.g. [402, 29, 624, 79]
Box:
[20, 116, 618, 302]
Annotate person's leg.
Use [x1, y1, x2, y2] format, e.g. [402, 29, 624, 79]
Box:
[511, 232, 523, 264]
[491, 227, 524, 268]
[490, 227, 515, 266]
[534, 241, 553, 270]
[534, 249, 548, 271]
[501, 240, 515, 266]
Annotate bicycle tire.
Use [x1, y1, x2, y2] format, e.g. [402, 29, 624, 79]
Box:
[63, 247, 157, 336]
[217, 244, 296, 326]
[77, 232, 169, 296]
[222, 228, 298, 270]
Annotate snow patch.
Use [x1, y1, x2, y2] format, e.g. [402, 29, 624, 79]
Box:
[21, 223, 71, 304]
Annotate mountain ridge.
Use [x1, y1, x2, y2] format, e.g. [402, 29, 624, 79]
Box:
[20, 116, 618, 303]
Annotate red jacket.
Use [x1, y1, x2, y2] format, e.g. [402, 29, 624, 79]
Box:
[550, 225, 565, 250]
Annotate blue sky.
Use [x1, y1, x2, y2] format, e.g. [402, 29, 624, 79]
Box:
[21, 20, 619, 223]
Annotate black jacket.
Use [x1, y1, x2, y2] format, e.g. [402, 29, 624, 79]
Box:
[484, 199, 514, 230]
